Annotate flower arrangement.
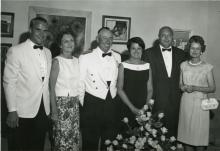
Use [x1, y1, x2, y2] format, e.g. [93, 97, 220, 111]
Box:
[105, 99, 177, 151]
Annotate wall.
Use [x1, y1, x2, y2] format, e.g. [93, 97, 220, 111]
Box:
[2, 0, 220, 144]
[1, 1, 210, 53]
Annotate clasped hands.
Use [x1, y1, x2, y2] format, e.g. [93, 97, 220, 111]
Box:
[181, 85, 197, 93]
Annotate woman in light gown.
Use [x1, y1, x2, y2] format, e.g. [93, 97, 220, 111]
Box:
[177, 35, 216, 151]
[50, 31, 80, 151]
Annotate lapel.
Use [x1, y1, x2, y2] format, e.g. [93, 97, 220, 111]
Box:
[93, 49, 108, 86]
[171, 46, 177, 78]
[25, 40, 42, 81]
[44, 49, 51, 81]
[154, 45, 169, 78]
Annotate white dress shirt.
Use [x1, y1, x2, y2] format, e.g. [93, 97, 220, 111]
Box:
[34, 45, 47, 79]
[160, 45, 172, 77]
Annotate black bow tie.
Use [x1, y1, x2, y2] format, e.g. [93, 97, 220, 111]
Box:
[33, 45, 43, 50]
[162, 48, 171, 52]
[102, 52, 112, 57]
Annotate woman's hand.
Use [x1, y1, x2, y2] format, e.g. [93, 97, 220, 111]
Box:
[51, 109, 58, 121]
[185, 85, 194, 93]
[130, 106, 140, 115]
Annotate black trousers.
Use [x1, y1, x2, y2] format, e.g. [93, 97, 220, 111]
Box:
[80, 92, 117, 151]
[7, 99, 49, 151]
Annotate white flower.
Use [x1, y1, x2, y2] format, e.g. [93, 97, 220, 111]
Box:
[158, 113, 164, 119]
[140, 126, 144, 131]
[116, 134, 123, 140]
[145, 123, 151, 131]
[129, 136, 136, 144]
[105, 139, 111, 145]
[143, 104, 148, 110]
[171, 146, 176, 150]
[145, 131, 149, 136]
[135, 140, 144, 149]
[122, 117, 129, 123]
[112, 140, 118, 146]
[122, 144, 128, 149]
[156, 145, 163, 151]
[139, 110, 144, 115]
[151, 129, 157, 138]
[107, 145, 113, 151]
[170, 136, 176, 142]
[161, 135, 166, 141]
[149, 99, 155, 105]
[161, 127, 168, 134]
[147, 112, 152, 117]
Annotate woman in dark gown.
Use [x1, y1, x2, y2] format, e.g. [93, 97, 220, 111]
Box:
[117, 37, 153, 128]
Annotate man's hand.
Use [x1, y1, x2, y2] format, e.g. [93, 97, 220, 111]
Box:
[6, 111, 19, 128]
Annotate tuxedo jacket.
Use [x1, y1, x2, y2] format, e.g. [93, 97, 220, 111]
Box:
[3, 39, 52, 118]
[142, 45, 187, 113]
[78, 47, 121, 105]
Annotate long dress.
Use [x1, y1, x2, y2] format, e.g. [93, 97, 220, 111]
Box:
[177, 61, 213, 146]
[118, 62, 150, 128]
[53, 56, 80, 151]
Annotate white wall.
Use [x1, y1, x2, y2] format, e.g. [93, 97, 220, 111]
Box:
[1, 1, 210, 52]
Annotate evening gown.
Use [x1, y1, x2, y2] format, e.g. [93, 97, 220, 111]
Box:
[178, 61, 213, 146]
[118, 62, 150, 128]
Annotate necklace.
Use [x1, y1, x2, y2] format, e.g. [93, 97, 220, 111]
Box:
[189, 60, 202, 66]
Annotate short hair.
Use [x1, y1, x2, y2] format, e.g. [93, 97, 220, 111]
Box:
[158, 26, 174, 37]
[56, 30, 76, 47]
[30, 17, 48, 28]
[127, 37, 145, 51]
[187, 35, 206, 53]
[97, 27, 111, 34]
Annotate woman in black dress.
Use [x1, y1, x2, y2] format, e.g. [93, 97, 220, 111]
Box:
[117, 37, 153, 128]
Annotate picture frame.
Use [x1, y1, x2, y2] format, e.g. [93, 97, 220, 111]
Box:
[173, 29, 191, 51]
[29, 6, 92, 56]
[1, 12, 14, 37]
[1, 43, 12, 66]
[102, 15, 131, 44]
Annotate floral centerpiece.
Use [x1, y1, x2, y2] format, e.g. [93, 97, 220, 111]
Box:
[105, 99, 177, 151]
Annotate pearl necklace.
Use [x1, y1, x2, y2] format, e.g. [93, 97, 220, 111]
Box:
[189, 60, 202, 66]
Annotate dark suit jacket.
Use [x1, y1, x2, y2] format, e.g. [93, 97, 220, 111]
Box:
[142, 44, 187, 137]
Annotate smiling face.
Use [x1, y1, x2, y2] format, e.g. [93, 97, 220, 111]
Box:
[97, 29, 113, 52]
[60, 34, 75, 53]
[159, 27, 173, 48]
[29, 20, 48, 45]
[189, 42, 202, 59]
[129, 42, 143, 60]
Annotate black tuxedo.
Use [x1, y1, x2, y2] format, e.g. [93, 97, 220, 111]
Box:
[142, 45, 187, 137]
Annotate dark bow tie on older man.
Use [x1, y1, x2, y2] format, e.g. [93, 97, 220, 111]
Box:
[102, 52, 112, 57]
[33, 45, 43, 50]
[162, 48, 172, 52]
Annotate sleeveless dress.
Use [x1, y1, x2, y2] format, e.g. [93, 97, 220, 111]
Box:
[53, 56, 80, 151]
[118, 62, 150, 128]
[177, 61, 213, 146]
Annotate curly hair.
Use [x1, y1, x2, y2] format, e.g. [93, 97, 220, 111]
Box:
[127, 37, 145, 51]
[188, 35, 206, 53]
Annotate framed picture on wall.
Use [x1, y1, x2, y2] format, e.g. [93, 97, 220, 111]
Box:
[173, 29, 191, 51]
[1, 43, 12, 66]
[1, 12, 14, 37]
[29, 6, 92, 57]
[102, 15, 131, 44]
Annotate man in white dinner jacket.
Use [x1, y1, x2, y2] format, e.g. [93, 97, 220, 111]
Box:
[3, 17, 52, 151]
[79, 27, 121, 151]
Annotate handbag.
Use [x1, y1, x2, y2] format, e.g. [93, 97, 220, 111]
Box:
[201, 98, 219, 110]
